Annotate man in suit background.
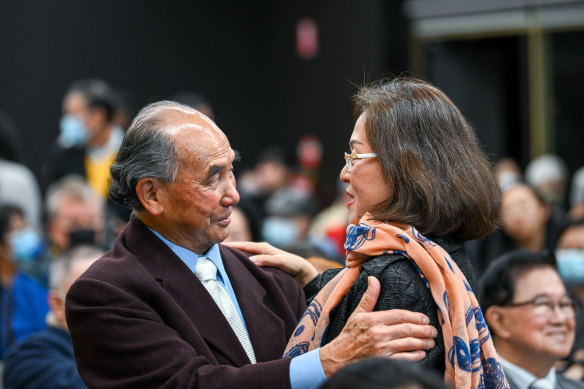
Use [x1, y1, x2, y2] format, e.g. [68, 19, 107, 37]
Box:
[3, 245, 104, 389]
[65, 100, 437, 388]
[480, 249, 584, 389]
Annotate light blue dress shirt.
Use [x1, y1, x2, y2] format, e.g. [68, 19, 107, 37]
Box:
[149, 229, 326, 389]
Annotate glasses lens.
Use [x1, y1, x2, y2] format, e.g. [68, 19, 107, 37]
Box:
[344, 153, 352, 172]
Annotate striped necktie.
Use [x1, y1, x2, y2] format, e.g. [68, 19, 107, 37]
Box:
[194, 257, 256, 364]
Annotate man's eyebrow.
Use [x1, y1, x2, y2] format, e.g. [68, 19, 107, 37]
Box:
[206, 150, 240, 178]
[208, 164, 224, 177]
[349, 140, 363, 148]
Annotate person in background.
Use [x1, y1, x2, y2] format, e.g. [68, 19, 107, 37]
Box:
[65, 100, 437, 389]
[230, 78, 505, 389]
[568, 167, 584, 219]
[45, 79, 125, 199]
[237, 147, 292, 241]
[2, 204, 45, 284]
[525, 154, 569, 210]
[555, 217, 584, 380]
[45, 175, 105, 257]
[0, 205, 49, 361]
[480, 249, 583, 389]
[0, 111, 43, 233]
[319, 357, 449, 389]
[499, 183, 563, 255]
[494, 157, 523, 193]
[3, 245, 104, 389]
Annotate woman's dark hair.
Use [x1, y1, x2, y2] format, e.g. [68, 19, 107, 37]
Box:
[354, 78, 501, 241]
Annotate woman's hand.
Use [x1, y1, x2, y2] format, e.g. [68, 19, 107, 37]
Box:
[224, 241, 319, 287]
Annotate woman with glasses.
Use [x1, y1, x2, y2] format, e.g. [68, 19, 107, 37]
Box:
[229, 78, 504, 388]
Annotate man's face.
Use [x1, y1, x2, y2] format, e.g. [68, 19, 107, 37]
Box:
[501, 266, 575, 364]
[49, 197, 104, 251]
[156, 111, 239, 253]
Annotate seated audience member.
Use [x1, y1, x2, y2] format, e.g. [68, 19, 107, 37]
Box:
[45, 79, 124, 199]
[319, 357, 448, 389]
[262, 187, 338, 259]
[2, 204, 45, 285]
[555, 217, 584, 380]
[494, 157, 522, 193]
[480, 249, 584, 389]
[0, 111, 43, 233]
[0, 205, 49, 360]
[568, 167, 584, 219]
[525, 154, 569, 209]
[3, 245, 104, 389]
[45, 175, 105, 256]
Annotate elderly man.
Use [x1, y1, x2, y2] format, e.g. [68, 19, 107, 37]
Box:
[480, 249, 584, 389]
[65, 101, 436, 389]
[3, 245, 104, 388]
[45, 175, 105, 254]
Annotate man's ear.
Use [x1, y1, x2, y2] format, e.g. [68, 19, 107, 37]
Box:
[136, 178, 164, 215]
[485, 306, 512, 339]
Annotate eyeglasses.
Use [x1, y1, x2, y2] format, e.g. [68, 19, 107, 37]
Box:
[505, 295, 577, 319]
[344, 152, 377, 172]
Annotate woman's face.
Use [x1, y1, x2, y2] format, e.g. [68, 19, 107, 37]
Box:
[340, 113, 392, 225]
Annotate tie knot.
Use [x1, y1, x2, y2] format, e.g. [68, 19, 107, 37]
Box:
[195, 257, 217, 282]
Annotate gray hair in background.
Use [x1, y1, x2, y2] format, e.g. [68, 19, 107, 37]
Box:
[49, 245, 105, 291]
[45, 175, 103, 221]
[571, 166, 584, 207]
[109, 100, 189, 210]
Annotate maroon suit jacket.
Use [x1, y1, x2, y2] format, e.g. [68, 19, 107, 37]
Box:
[65, 215, 306, 388]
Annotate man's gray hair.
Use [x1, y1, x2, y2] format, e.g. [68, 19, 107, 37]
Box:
[45, 175, 103, 221]
[109, 100, 189, 210]
[49, 245, 105, 291]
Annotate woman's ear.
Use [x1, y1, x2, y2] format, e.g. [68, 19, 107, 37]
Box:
[485, 305, 512, 339]
[136, 178, 164, 216]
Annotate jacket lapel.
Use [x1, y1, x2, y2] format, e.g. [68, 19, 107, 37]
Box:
[123, 216, 251, 366]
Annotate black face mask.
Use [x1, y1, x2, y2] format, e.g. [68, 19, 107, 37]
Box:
[68, 229, 97, 247]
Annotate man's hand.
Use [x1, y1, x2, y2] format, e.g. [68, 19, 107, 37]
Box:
[319, 276, 437, 377]
[224, 241, 319, 286]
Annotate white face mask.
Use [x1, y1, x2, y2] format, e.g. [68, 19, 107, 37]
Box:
[556, 248, 584, 285]
[498, 171, 521, 192]
[58, 114, 88, 147]
[261, 217, 299, 248]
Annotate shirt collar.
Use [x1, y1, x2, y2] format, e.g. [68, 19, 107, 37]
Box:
[499, 356, 557, 388]
[148, 228, 227, 283]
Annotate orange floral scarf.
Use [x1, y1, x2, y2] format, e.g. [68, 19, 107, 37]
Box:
[283, 213, 509, 389]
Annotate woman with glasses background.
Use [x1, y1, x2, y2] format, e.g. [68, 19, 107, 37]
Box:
[229, 78, 504, 388]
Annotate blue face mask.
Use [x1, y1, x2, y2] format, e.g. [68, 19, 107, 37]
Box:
[261, 217, 299, 248]
[9, 227, 44, 262]
[556, 249, 584, 285]
[58, 114, 88, 147]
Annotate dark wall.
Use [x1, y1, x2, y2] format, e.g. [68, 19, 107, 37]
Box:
[0, 1, 408, 207]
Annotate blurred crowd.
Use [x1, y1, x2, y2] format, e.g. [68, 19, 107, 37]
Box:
[1, 78, 584, 388]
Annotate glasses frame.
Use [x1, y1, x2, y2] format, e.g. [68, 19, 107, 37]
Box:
[344, 152, 377, 172]
[505, 295, 578, 318]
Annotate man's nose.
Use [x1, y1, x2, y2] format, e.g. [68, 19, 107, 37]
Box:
[223, 180, 240, 206]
